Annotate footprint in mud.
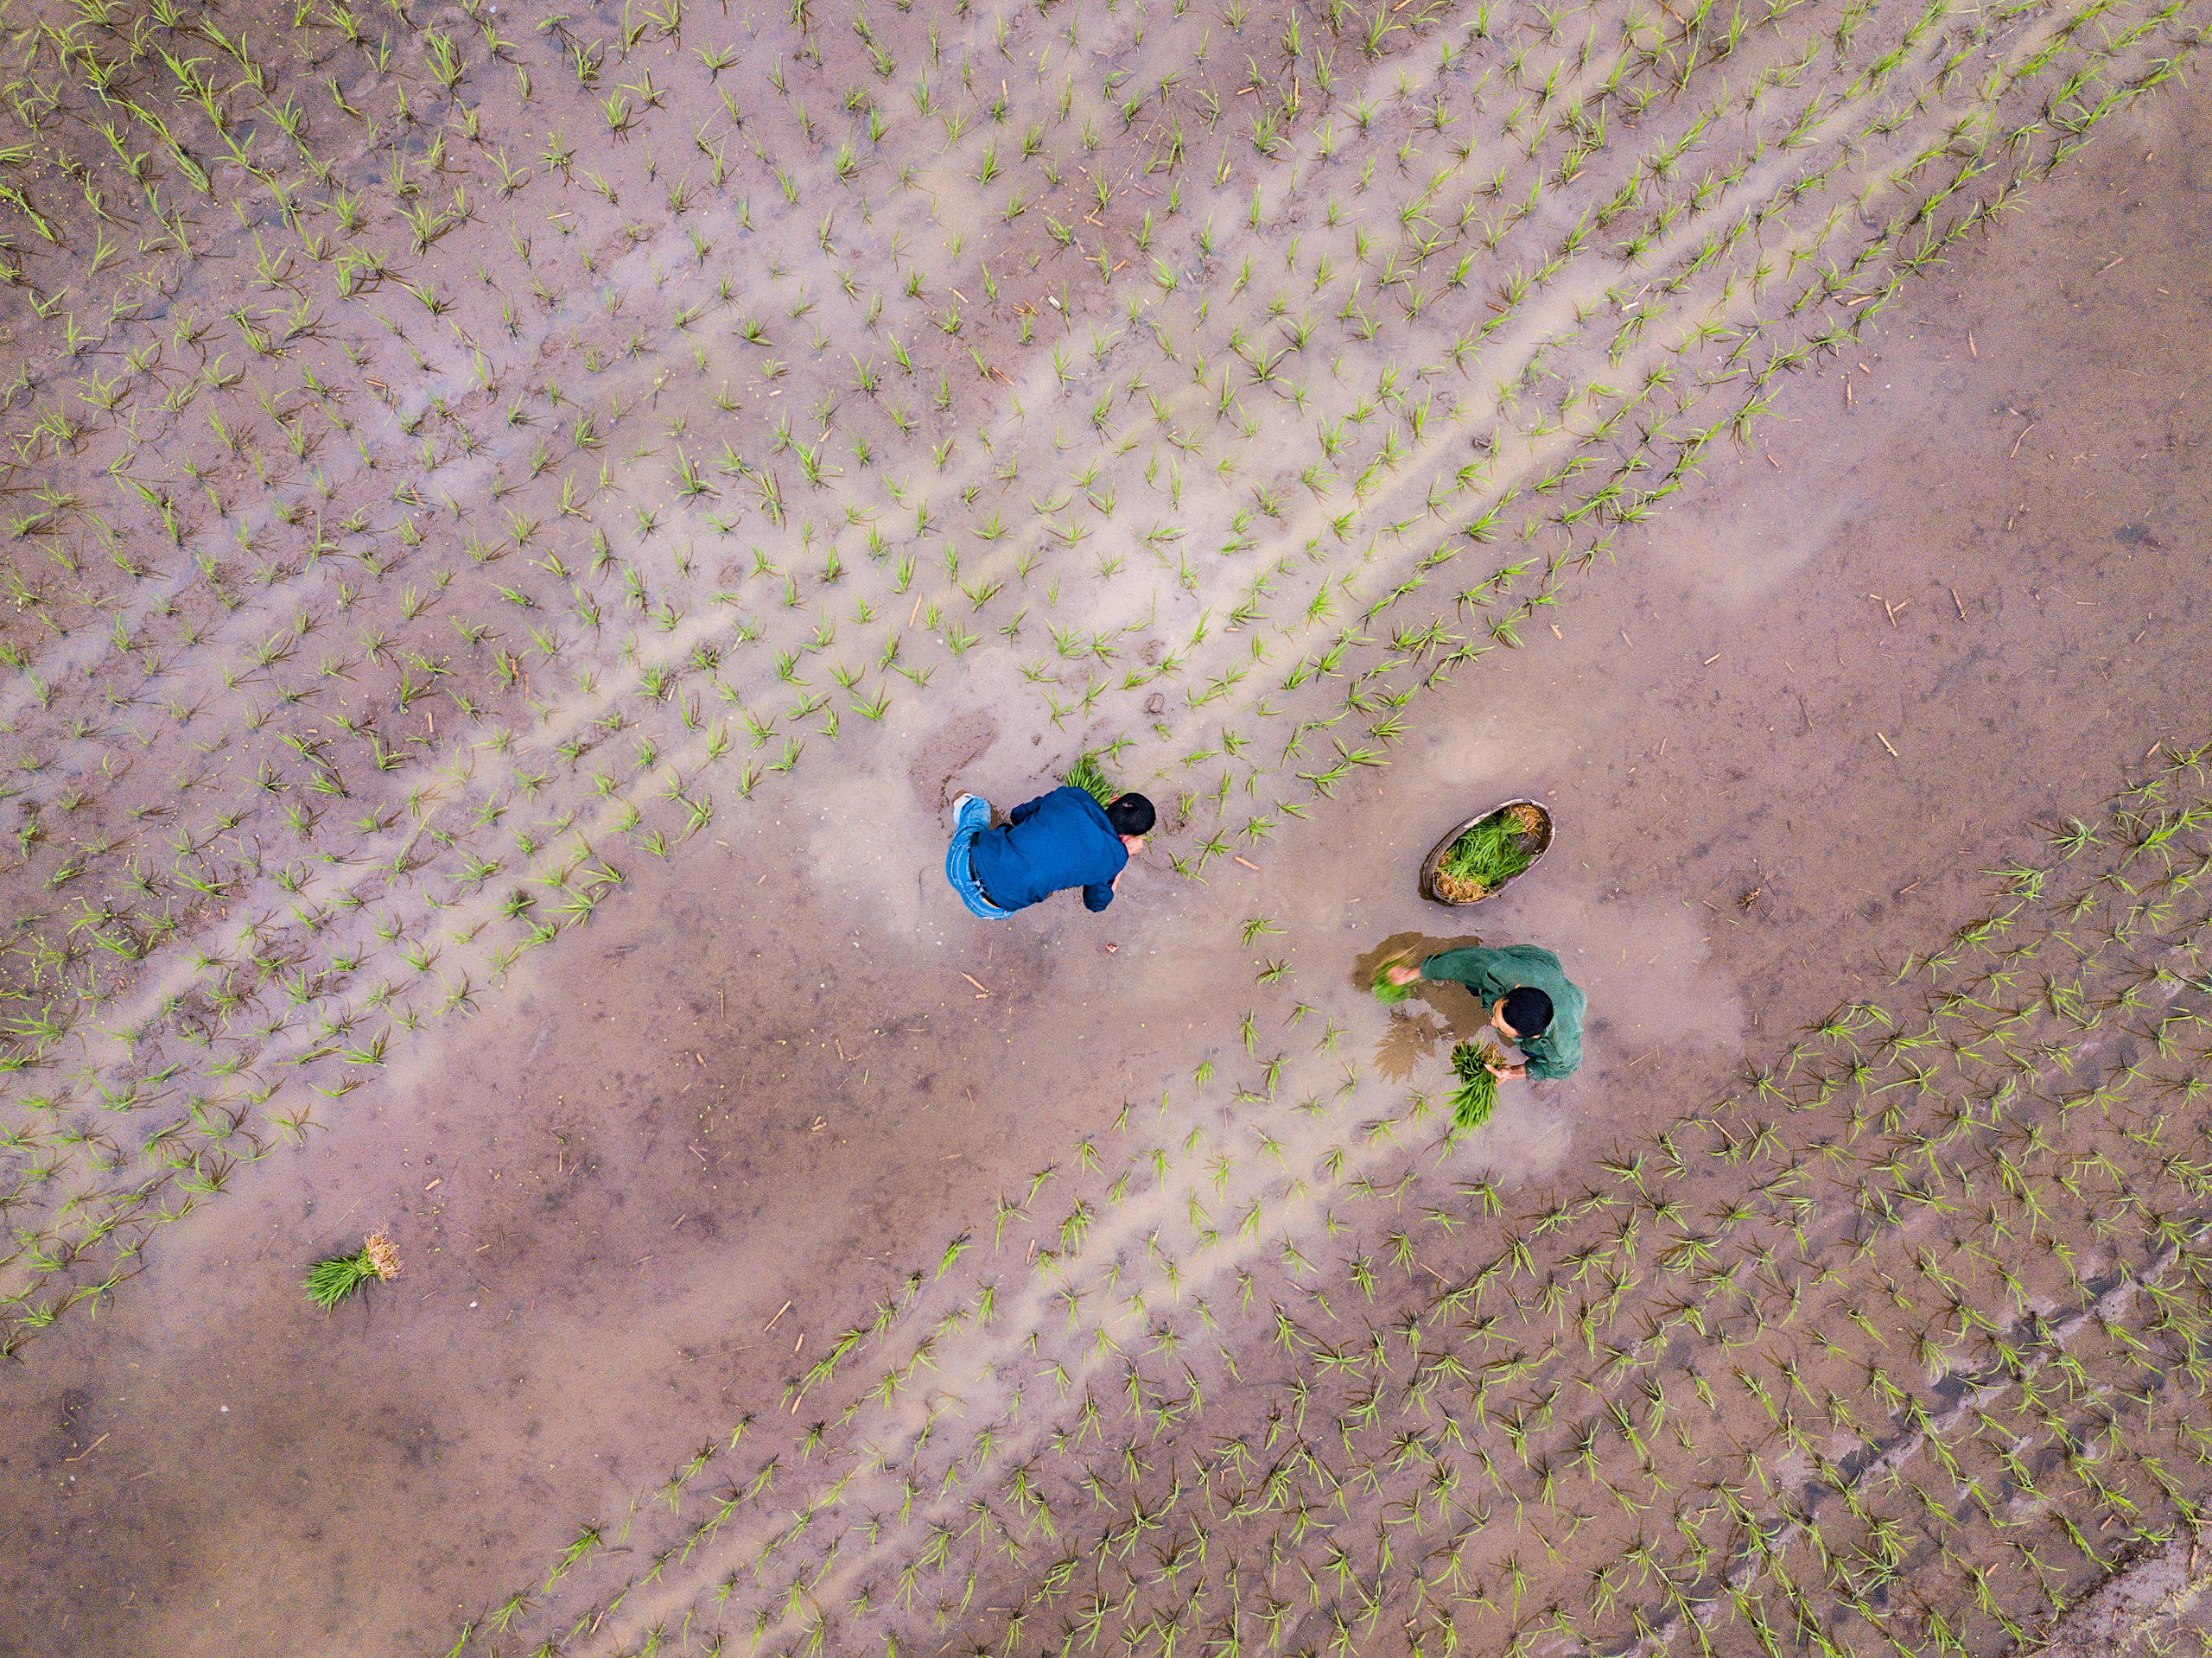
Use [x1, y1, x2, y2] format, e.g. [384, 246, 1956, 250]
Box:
[906, 708, 1000, 814]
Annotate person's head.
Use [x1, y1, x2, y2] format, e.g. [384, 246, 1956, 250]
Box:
[1106, 792, 1155, 852]
[1494, 986, 1553, 1042]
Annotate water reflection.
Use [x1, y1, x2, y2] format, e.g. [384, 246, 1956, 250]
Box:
[1351, 930, 1491, 1081]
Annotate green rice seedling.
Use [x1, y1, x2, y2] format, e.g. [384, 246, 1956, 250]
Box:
[1447, 1043, 1503, 1133]
[1433, 804, 1544, 900]
[1372, 962, 1419, 1004]
[1065, 751, 1116, 804]
[305, 1230, 399, 1307]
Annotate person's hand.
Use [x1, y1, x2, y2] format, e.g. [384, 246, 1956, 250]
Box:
[1487, 1060, 1526, 1081]
[1111, 869, 1123, 893]
[1385, 964, 1421, 987]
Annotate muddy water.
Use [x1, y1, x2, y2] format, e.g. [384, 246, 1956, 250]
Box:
[5, 92, 2212, 1658]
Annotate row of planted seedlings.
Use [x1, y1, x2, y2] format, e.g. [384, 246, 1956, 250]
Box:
[0, 0, 586, 1032]
[498, 756, 2212, 1658]
[0, 0, 1827, 1330]
[4, 0, 2177, 857]
[0, 0, 1321, 1326]
[0, 0, 1401, 786]
[0, 3, 832, 879]
[674, 0, 1968, 882]
[1077, 0, 2202, 894]
[1084, 0, 2194, 813]
[0, 0, 2035, 986]
[440, 746, 2212, 1653]
[0, 0, 1318, 1326]
[883, 0, 1846, 708]
[0, 0, 493, 635]
[427, 751, 2194, 1653]
[0, 0, 1470, 1015]
[0, 0, 1885, 882]
[1, 0, 2190, 1344]
[0, 0, 2114, 1344]
[0, 3, 2150, 1352]
[969, 786, 2212, 1653]
[417, 22, 2212, 1600]
[447, 916, 1497, 1651]
[0, 0, 924, 937]
[911, 769, 2212, 1657]
[931, 0, 2094, 840]
[1430, 1006, 2212, 1658]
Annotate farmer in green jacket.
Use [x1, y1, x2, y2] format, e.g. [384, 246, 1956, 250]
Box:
[1384, 943, 1584, 1081]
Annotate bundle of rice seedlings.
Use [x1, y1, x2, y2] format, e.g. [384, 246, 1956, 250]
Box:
[1433, 804, 1545, 902]
[1064, 751, 1116, 804]
[1371, 964, 1418, 1004]
[1447, 1042, 1503, 1134]
[306, 1231, 401, 1308]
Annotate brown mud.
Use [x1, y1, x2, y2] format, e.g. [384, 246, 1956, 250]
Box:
[0, 2, 2208, 1656]
[6, 78, 2210, 1658]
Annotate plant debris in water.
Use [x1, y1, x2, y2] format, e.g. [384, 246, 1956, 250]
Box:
[1434, 804, 1546, 902]
[306, 1231, 401, 1309]
[1447, 1042, 1503, 1134]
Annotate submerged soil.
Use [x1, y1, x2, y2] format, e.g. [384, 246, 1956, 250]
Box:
[5, 79, 2210, 1656]
[0, 2, 2207, 1655]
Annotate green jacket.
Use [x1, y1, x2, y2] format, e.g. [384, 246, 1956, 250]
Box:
[1420, 944, 1585, 1080]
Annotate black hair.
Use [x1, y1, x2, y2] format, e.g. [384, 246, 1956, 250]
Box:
[1106, 793, 1156, 837]
[1499, 986, 1553, 1039]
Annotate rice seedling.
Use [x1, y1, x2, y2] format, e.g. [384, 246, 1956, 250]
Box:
[304, 1231, 400, 1308]
[1431, 804, 1545, 902]
[0, 0, 2197, 1628]
[1371, 961, 1421, 1005]
[1064, 751, 1117, 804]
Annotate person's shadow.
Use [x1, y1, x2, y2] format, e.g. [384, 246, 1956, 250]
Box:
[1354, 931, 1493, 1083]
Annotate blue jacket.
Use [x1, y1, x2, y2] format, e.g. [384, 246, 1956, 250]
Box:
[970, 787, 1128, 912]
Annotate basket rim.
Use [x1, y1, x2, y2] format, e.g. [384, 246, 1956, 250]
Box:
[1417, 798, 1554, 906]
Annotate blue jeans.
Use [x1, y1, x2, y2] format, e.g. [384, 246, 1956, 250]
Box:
[945, 797, 1015, 918]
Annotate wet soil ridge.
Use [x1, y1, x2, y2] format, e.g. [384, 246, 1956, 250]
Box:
[0, 0, 2196, 1350]
[2036, 1525, 2212, 1656]
[451, 749, 2212, 1657]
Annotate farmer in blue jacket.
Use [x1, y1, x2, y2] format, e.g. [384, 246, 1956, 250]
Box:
[946, 786, 1155, 918]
